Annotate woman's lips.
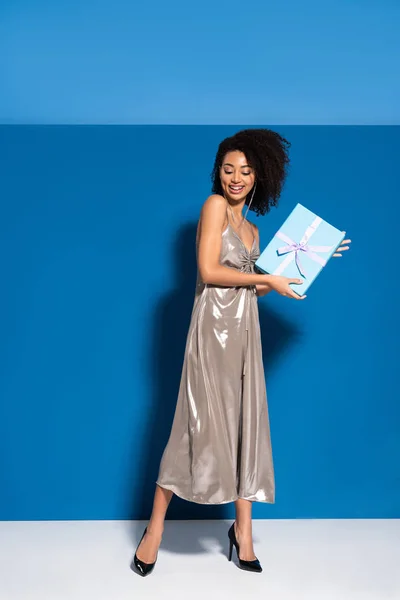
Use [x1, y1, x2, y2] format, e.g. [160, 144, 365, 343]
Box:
[228, 185, 245, 195]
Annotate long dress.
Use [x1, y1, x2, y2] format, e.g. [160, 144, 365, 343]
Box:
[156, 212, 275, 505]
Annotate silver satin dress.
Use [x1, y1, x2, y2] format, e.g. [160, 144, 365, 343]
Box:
[156, 218, 275, 504]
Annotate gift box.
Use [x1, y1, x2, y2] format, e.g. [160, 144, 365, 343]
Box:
[255, 203, 346, 296]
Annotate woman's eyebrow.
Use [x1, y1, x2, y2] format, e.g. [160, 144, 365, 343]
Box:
[223, 163, 252, 168]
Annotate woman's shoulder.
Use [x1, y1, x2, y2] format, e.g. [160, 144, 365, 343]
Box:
[200, 194, 227, 218]
[246, 218, 259, 233]
[202, 193, 226, 208]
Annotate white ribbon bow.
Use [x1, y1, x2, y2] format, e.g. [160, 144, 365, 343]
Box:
[273, 217, 334, 278]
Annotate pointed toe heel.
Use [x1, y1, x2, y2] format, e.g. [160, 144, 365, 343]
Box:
[227, 522, 263, 573]
[132, 527, 157, 577]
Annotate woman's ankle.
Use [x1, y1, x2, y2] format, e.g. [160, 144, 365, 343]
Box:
[147, 522, 164, 536]
[235, 520, 252, 536]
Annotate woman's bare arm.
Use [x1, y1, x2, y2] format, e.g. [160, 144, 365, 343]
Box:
[252, 223, 273, 297]
[197, 195, 275, 287]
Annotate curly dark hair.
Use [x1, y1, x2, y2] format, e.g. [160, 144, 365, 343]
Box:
[211, 128, 291, 217]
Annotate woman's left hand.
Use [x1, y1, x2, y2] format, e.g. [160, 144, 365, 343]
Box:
[333, 233, 351, 257]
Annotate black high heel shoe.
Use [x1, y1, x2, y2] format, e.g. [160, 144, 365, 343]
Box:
[132, 527, 158, 577]
[228, 522, 262, 573]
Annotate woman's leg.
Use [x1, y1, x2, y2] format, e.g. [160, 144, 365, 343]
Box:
[136, 484, 174, 563]
[234, 498, 257, 561]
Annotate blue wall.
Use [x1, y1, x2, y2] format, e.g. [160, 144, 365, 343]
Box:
[1, 0, 399, 124]
[0, 124, 399, 520]
[1, 0, 399, 520]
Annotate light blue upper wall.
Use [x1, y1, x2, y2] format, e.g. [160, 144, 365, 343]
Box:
[1, 0, 398, 124]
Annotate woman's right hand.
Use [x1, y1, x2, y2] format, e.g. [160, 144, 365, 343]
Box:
[265, 274, 307, 300]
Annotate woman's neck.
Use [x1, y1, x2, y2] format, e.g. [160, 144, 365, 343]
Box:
[227, 201, 246, 224]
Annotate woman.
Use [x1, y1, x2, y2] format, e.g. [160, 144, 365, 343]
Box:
[133, 128, 350, 576]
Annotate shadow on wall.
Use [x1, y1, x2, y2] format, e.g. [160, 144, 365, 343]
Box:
[132, 222, 301, 528]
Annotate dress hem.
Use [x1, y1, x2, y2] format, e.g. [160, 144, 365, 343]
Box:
[155, 480, 275, 506]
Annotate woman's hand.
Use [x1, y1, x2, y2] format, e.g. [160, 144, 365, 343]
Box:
[254, 224, 302, 299]
[266, 275, 307, 300]
[333, 233, 351, 257]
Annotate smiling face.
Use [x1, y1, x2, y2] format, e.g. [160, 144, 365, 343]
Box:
[219, 151, 256, 203]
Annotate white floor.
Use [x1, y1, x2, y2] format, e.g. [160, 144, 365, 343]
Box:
[0, 519, 399, 600]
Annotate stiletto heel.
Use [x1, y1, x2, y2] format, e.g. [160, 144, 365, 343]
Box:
[227, 522, 262, 573]
[132, 527, 158, 577]
[228, 538, 234, 561]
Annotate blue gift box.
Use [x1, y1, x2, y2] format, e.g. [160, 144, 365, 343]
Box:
[255, 203, 346, 296]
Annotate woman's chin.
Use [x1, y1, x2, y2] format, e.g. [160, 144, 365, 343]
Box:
[225, 190, 248, 203]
